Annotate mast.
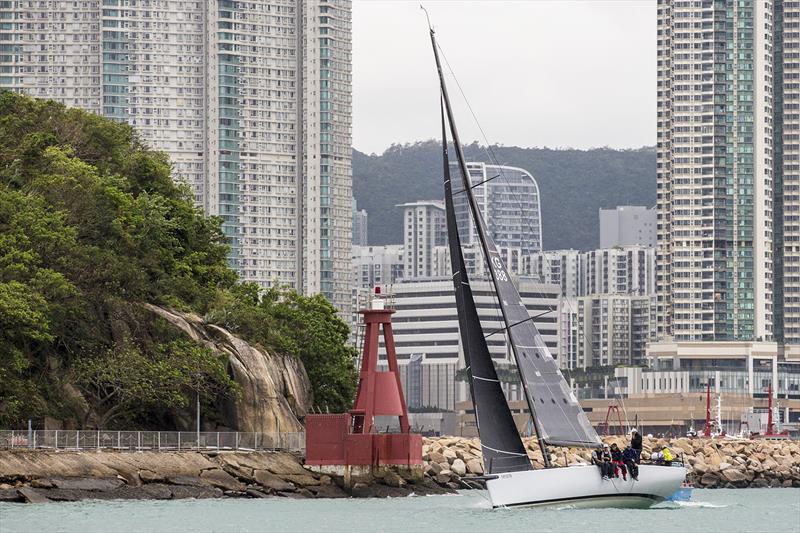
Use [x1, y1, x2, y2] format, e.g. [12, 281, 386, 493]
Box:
[428, 16, 599, 457]
[428, 27, 552, 465]
[436, 63, 531, 474]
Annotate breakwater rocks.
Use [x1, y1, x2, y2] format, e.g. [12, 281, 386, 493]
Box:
[422, 436, 800, 490]
[0, 450, 448, 503]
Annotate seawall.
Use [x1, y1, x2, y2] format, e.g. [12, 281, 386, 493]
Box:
[0, 450, 447, 503]
[3, 436, 798, 503]
[423, 435, 800, 489]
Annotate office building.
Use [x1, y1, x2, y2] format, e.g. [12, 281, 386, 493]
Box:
[397, 200, 446, 279]
[1, 0, 353, 313]
[599, 206, 656, 248]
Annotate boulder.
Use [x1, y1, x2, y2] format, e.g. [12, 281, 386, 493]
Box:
[435, 471, 452, 485]
[0, 489, 22, 502]
[427, 462, 444, 476]
[139, 470, 165, 483]
[442, 448, 457, 462]
[450, 459, 467, 477]
[18, 487, 50, 503]
[200, 469, 246, 492]
[282, 474, 320, 487]
[428, 451, 446, 464]
[466, 459, 484, 475]
[700, 473, 719, 488]
[721, 468, 747, 483]
[380, 470, 406, 488]
[169, 485, 223, 499]
[254, 470, 295, 492]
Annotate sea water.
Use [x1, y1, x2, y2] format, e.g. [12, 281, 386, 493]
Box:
[0, 488, 798, 533]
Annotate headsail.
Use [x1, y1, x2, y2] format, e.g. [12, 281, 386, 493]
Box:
[429, 28, 601, 450]
[440, 100, 531, 474]
[453, 167, 602, 448]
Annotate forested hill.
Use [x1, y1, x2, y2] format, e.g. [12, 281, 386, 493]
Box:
[353, 142, 656, 251]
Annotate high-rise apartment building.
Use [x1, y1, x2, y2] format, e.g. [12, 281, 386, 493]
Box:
[352, 199, 368, 246]
[576, 295, 656, 368]
[398, 200, 446, 279]
[351, 244, 403, 290]
[656, 0, 774, 342]
[453, 162, 543, 257]
[1, 0, 353, 313]
[584, 246, 656, 297]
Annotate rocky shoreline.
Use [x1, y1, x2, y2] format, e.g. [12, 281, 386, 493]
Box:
[0, 450, 449, 503]
[2, 436, 798, 503]
[423, 436, 800, 490]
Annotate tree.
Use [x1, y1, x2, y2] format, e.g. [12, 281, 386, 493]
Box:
[75, 340, 238, 428]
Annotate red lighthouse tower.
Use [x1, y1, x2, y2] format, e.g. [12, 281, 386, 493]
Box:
[305, 287, 422, 470]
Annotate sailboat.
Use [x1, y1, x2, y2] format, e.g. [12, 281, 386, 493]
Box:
[427, 23, 686, 508]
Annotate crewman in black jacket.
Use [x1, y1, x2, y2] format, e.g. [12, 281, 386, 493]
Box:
[630, 429, 643, 463]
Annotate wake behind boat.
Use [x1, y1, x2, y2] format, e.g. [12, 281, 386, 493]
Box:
[426, 18, 685, 509]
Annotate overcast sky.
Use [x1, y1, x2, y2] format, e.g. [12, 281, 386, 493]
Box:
[352, 0, 655, 154]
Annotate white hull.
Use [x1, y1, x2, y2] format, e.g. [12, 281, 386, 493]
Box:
[486, 464, 686, 509]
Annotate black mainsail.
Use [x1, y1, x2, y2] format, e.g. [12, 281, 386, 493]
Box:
[430, 27, 601, 456]
[440, 103, 532, 474]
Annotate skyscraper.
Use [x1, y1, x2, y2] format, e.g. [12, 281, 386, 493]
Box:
[0, 0, 353, 313]
[656, 0, 774, 342]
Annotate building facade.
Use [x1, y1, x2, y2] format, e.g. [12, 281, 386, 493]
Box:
[530, 249, 584, 298]
[576, 294, 656, 368]
[599, 206, 657, 248]
[378, 278, 561, 410]
[656, 0, 774, 342]
[398, 200, 446, 279]
[452, 162, 543, 257]
[351, 244, 403, 290]
[1, 0, 353, 312]
[583, 246, 656, 296]
[352, 199, 368, 246]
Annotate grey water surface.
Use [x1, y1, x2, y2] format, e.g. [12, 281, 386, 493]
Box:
[0, 488, 798, 533]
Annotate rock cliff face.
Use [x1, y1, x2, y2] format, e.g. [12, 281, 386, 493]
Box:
[142, 305, 312, 433]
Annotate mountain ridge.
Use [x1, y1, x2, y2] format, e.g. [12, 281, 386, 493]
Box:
[352, 141, 656, 251]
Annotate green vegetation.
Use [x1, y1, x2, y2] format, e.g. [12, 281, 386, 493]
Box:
[353, 141, 655, 249]
[0, 92, 356, 428]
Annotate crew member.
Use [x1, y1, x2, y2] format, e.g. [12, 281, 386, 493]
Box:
[610, 442, 626, 480]
[591, 444, 614, 480]
[630, 429, 643, 463]
[622, 445, 639, 481]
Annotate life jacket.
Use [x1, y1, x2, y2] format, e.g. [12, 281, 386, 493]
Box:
[662, 447, 673, 461]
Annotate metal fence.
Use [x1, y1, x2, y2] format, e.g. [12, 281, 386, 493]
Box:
[0, 430, 305, 453]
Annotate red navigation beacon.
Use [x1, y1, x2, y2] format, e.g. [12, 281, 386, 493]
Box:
[305, 286, 422, 472]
